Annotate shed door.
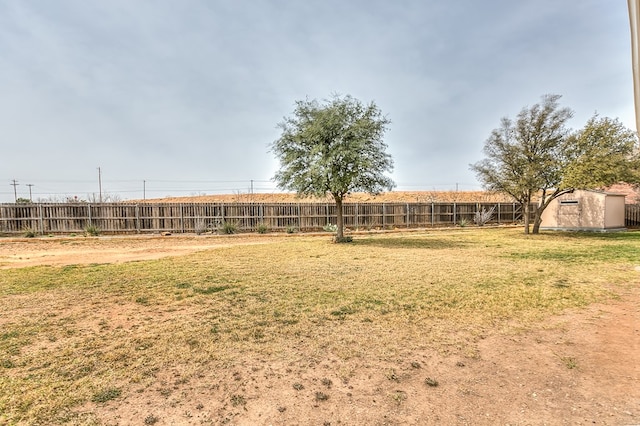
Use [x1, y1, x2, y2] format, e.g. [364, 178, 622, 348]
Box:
[558, 200, 581, 227]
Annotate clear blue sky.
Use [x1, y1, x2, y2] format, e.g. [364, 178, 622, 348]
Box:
[0, 1, 635, 202]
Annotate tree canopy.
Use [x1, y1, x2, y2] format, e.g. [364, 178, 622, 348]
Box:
[562, 115, 640, 189]
[271, 94, 394, 240]
[471, 94, 640, 234]
[470, 94, 573, 233]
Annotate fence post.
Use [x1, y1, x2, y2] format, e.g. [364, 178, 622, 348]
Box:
[497, 203, 501, 224]
[382, 203, 386, 228]
[180, 203, 184, 233]
[88, 204, 92, 227]
[135, 205, 140, 233]
[453, 203, 457, 225]
[245, 203, 250, 231]
[431, 202, 434, 227]
[355, 203, 359, 230]
[297, 203, 301, 230]
[38, 204, 44, 234]
[406, 203, 410, 228]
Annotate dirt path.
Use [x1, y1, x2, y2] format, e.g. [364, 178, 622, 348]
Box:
[0, 234, 281, 269]
[1, 235, 638, 424]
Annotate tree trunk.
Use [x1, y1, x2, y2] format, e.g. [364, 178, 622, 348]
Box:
[334, 195, 344, 240]
[532, 189, 547, 234]
[532, 189, 570, 234]
[532, 209, 543, 234]
[523, 202, 530, 234]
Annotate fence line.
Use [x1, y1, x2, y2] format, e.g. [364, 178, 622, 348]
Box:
[0, 202, 534, 235]
[626, 204, 640, 227]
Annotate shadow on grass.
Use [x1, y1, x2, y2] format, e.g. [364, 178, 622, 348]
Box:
[352, 237, 466, 250]
[511, 230, 640, 263]
[511, 244, 640, 264]
[539, 229, 640, 241]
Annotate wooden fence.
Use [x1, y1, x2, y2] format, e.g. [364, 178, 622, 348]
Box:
[0, 202, 529, 235]
[627, 204, 640, 227]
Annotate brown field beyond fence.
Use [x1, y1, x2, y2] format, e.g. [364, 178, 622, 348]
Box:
[0, 202, 539, 235]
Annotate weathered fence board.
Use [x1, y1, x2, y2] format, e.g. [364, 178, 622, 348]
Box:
[626, 204, 640, 227]
[0, 201, 536, 235]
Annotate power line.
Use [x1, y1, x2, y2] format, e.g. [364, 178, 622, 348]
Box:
[0, 178, 485, 204]
[142, 179, 272, 184]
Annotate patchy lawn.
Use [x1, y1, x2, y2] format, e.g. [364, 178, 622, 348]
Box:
[1, 228, 639, 425]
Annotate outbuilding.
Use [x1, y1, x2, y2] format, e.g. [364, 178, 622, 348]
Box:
[539, 189, 626, 232]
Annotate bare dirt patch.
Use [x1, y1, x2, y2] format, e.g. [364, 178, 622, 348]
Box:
[1, 235, 638, 425]
[83, 287, 639, 426]
[0, 234, 281, 269]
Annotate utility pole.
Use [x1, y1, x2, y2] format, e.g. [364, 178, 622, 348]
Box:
[26, 184, 34, 202]
[143, 180, 146, 201]
[10, 179, 19, 202]
[98, 167, 103, 203]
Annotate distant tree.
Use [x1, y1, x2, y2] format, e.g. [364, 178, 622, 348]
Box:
[66, 196, 86, 203]
[472, 95, 640, 234]
[271, 94, 395, 241]
[561, 115, 640, 189]
[86, 192, 122, 203]
[471, 94, 573, 234]
[15, 197, 32, 204]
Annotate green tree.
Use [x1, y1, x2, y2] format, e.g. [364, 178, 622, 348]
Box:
[471, 94, 573, 234]
[562, 115, 640, 189]
[271, 95, 395, 241]
[472, 95, 640, 234]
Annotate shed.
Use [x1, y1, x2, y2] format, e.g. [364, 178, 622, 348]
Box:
[539, 189, 626, 232]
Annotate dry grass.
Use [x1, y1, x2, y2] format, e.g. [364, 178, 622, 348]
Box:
[1, 228, 639, 424]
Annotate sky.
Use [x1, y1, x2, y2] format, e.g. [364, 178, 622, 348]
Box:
[0, 0, 636, 202]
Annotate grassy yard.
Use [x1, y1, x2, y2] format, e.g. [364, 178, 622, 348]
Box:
[1, 228, 639, 424]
